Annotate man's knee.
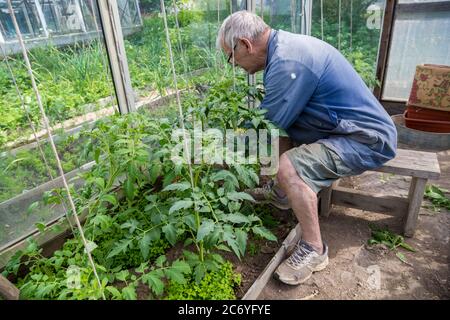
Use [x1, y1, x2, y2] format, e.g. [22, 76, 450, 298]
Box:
[277, 152, 294, 184]
[277, 152, 316, 197]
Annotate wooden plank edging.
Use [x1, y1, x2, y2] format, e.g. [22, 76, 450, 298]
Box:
[0, 274, 19, 300]
[242, 223, 302, 300]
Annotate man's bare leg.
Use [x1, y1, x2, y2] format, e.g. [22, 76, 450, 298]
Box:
[277, 153, 323, 254]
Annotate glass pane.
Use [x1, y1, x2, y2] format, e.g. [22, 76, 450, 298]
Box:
[256, 0, 296, 32]
[79, 0, 100, 32]
[310, 0, 386, 89]
[0, 1, 116, 249]
[382, 2, 450, 100]
[47, 0, 84, 34]
[0, 0, 45, 40]
[118, 0, 141, 28]
[121, 0, 239, 107]
[40, 0, 60, 33]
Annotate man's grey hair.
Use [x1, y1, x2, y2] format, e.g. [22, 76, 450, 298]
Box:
[216, 11, 269, 50]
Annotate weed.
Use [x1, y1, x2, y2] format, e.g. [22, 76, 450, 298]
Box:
[424, 184, 450, 211]
[368, 224, 415, 265]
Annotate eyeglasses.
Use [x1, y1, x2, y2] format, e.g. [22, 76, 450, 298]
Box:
[227, 43, 238, 64]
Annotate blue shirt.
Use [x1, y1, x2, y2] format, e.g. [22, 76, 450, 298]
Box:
[261, 30, 397, 173]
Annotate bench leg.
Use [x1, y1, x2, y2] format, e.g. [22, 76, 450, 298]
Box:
[404, 177, 427, 237]
[319, 181, 337, 218]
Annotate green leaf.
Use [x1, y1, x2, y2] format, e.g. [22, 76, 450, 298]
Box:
[94, 148, 101, 164]
[106, 286, 122, 299]
[147, 228, 161, 241]
[169, 200, 193, 214]
[222, 213, 250, 224]
[204, 226, 221, 247]
[196, 219, 215, 241]
[183, 250, 200, 263]
[235, 229, 247, 256]
[223, 233, 241, 259]
[251, 118, 261, 128]
[155, 255, 167, 268]
[51, 224, 62, 233]
[122, 285, 137, 300]
[93, 177, 105, 190]
[84, 240, 98, 254]
[149, 163, 162, 184]
[162, 171, 176, 188]
[162, 182, 191, 192]
[100, 194, 117, 207]
[142, 272, 164, 296]
[172, 260, 191, 274]
[136, 262, 148, 274]
[194, 264, 206, 284]
[204, 258, 220, 272]
[210, 253, 225, 265]
[233, 165, 259, 188]
[396, 252, 409, 265]
[252, 226, 277, 241]
[27, 202, 39, 215]
[227, 191, 255, 202]
[124, 178, 135, 201]
[211, 170, 239, 188]
[107, 239, 132, 259]
[91, 214, 112, 229]
[115, 270, 130, 282]
[162, 224, 177, 245]
[35, 222, 46, 233]
[165, 268, 186, 284]
[399, 242, 416, 252]
[216, 244, 232, 252]
[139, 233, 152, 260]
[121, 219, 140, 234]
[183, 214, 197, 231]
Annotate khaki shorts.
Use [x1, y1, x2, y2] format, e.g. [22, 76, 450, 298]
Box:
[285, 143, 354, 193]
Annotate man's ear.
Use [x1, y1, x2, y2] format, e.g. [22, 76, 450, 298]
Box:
[240, 38, 253, 54]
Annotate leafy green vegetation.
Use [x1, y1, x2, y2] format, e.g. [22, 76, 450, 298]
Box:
[368, 224, 415, 264]
[424, 185, 450, 211]
[165, 260, 241, 300]
[3, 77, 278, 299]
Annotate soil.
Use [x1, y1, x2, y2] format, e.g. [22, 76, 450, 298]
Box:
[257, 146, 449, 300]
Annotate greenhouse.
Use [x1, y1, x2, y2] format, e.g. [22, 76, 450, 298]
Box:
[0, 0, 449, 302]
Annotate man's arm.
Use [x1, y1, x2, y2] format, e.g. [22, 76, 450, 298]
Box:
[261, 59, 319, 130]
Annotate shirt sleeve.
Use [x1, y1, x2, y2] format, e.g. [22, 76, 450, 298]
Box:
[260, 59, 319, 130]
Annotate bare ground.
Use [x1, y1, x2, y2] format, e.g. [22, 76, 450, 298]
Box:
[255, 148, 450, 300]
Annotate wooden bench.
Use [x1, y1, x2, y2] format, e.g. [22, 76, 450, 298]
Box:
[319, 148, 441, 237]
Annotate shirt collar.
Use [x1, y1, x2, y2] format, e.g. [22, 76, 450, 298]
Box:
[264, 29, 278, 76]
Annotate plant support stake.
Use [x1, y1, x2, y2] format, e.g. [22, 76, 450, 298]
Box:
[7, 0, 105, 300]
[160, 0, 195, 188]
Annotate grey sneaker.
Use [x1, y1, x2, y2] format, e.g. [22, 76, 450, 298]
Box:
[245, 180, 291, 210]
[274, 240, 329, 285]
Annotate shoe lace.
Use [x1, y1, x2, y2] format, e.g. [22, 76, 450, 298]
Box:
[286, 243, 314, 268]
[262, 182, 274, 192]
[252, 180, 274, 195]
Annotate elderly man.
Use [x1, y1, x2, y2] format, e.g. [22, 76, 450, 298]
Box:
[216, 11, 397, 285]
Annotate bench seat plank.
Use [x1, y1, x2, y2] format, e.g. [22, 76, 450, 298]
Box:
[373, 149, 440, 179]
